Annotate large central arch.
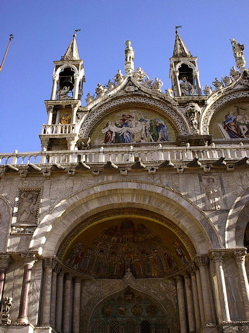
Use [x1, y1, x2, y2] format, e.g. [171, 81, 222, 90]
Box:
[30, 181, 221, 256]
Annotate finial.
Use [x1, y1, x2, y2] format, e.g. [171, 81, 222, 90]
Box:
[73, 29, 81, 38]
[175, 26, 182, 34]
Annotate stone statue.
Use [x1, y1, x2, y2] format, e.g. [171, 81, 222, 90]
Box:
[186, 102, 201, 134]
[231, 38, 246, 71]
[152, 78, 163, 91]
[114, 69, 125, 85]
[125, 40, 134, 75]
[166, 88, 174, 97]
[212, 78, 223, 90]
[230, 66, 240, 80]
[222, 76, 233, 86]
[95, 83, 107, 97]
[85, 92, 94, 105]
[134, 67, 147, 82]
[18, 190, 40, 224]
[1, 296, 13, 324]
[58, 86, 71, 99]
[180, 76, 193, 96]
[203, 85, 213, 96]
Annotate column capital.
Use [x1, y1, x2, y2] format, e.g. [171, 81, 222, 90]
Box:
[187, 263, 197, 275]
[210, 251, 225, 263]
[43, 257, 56, 269]
[20, 253, 37, 266]
[234, 249, 247, 263]
[195, 255, 209, 267]
[0, 254, 10, 268]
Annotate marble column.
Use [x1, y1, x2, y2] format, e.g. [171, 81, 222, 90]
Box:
[63, 274, 72, 333]
[16, 254, 36, 324]
[51, 74, 59, 100]
[55, 271, 64, 333]
[195, 255, 215, 325]
[210, 251, 230, 323]
[184, 272, 195, 332]
[0, 255, 10, 305]
[41, 258, 54, 326]
[189, 264, 201, 330]
[73, 277, 81, 333]
[196, 269, 205, 325]
[50, 266, 59, 328]
[176, 276, 187, 333]
[234, 250, 249, 320]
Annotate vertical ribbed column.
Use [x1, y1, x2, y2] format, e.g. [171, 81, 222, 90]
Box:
[50, 265, 59, 328]
[183, 272, 195, 332]
[41, 258, 54, 326]
[189, 264, 201, 330]
[63, 274, 72, 333]
[16, 254, 36, 324]
[195, 255, 215, 325]
[176, 276, 187, 333]
[55, 271, 64, 333]
[234, 250, 249, 320]
[73, 277, 81, 333]
[210, 251, 230, 322]
[0, 255, 10, 305]
[196, 269, 205, 325]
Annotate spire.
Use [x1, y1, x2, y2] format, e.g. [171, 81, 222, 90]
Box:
[62, 30, 80, 60]
[173, 28, 191, 57]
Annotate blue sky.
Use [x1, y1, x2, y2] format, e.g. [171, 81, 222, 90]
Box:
[1, 0, 249, 153]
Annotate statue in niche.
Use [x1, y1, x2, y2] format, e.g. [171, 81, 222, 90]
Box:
[231, 38, 246, 70]
[202, 176, 224, 210]
[57, 85, 72, 100]
[60, 113, 71, 124]
[1, 297, 12, 324]
[180, 76, 193, 96]
[17, 190, 40, 224]
[186, 102, 201, 134]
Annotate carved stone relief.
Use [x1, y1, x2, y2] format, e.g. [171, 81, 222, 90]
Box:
[202, 175, 225, 210]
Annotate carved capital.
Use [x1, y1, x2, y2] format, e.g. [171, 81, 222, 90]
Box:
[210, 251, 225, 264]
[20, 253, 37, 266]
[0, 254, 10, 268]
[195, 255, 209, 267]
[43, 257, 56, 269]
[187, 263, 197, 275]
[234, 250, 246, 264]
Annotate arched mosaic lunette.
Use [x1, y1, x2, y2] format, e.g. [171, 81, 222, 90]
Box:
[200, 91, 249, 135]
[79, 96, 190, 138]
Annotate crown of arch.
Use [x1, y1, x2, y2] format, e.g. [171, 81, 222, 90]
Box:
[55, 63, 79, 76]
[30, 182, 221, 256]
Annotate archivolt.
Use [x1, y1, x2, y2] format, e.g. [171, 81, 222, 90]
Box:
[30, 181, 221, 256]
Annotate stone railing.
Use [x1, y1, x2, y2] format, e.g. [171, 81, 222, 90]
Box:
[41, 124, 77, 135]
[1, 144, 249, 166]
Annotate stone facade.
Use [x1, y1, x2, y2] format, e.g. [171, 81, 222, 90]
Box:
[0, 31, 249, 333]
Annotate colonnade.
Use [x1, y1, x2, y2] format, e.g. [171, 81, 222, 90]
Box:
[175, 251, 249, 333]
[1, 250, 249, 333]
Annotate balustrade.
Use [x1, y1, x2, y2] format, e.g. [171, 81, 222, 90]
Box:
[0, 144, 249, 166]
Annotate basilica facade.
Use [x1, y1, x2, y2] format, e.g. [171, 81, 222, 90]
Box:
[0, 30, 249, 333]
